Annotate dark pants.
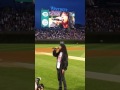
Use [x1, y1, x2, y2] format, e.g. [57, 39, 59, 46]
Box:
[57, 69, 67, 90]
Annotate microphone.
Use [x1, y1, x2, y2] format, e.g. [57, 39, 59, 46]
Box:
[52, 17, 63, 21]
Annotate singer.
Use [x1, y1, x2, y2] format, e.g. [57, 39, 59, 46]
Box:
[50, 12, 69, 29]
[60, 12, 69, 28]
[52, 42, 68, 90]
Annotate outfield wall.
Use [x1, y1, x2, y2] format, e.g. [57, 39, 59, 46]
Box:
[35, 40, 85, 44]
[86, 32, 120, 43]
[0, 31, 34, 43]
[2, 32, 119, 43]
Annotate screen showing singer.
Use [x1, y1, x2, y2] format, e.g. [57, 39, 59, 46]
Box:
[49, 11, 69, 29]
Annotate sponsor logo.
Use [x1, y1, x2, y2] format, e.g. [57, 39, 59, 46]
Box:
[42, 19, 48, 26]
[42, 12, 48, 17]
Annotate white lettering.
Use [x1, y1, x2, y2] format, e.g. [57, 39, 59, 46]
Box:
[50, 6, 68, 12]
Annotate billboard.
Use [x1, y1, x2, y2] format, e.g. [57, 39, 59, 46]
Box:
[41, 10, 75, 29]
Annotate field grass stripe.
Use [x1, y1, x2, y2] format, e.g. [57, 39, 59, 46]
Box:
[86, 71, 120, 83]
[0, 62, 34, 69]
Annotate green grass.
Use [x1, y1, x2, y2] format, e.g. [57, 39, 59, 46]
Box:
[68, 50, 85, 57]
[86, 44, 120, 89]
[86, 44, 120, 75]
[0, 67, 34, 90]
[86, 57, 120, 75]
[86, 78, 120, 90]
[0, 44, 34, 90]
[35, 55, 85, 90]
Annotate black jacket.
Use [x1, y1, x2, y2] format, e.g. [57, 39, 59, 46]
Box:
[53, 49, 68, 70]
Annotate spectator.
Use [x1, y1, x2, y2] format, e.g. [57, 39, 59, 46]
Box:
[35, 28, 85, 40]
[86, 7, 120, 32]
[0, 5, 34, 32]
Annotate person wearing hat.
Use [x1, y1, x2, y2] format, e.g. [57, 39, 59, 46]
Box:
[53, 42, 68, 90]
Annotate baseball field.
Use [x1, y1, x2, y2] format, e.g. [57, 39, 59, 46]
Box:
[86, 44, 120, 90]
[1, 43, 120, 90]
[0, 44, 34, 90]
[35, 44, 85, 90]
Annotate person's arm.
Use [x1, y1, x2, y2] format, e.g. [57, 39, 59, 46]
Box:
[53, 49, 59, 57]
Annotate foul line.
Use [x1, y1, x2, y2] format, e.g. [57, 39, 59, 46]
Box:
[35, 51, 85, 61]
[86, 71, 120, 83]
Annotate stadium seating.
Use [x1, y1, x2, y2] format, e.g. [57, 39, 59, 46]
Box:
[86, 7, 120, 32]
[35, 28, 85, 40]
[0, 5, 34, 32]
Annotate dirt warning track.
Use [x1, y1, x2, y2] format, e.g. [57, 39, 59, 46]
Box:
[86, 50, 120, 57]
[0, 51, 34, 63]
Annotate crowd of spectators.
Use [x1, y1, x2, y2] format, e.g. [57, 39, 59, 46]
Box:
[86, 7, 120, 32]
[0, 3, 85, 40]
[0, 6, 34, 32]
[35, 28, 85, 40]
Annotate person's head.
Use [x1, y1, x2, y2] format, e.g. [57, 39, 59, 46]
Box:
[58, 41, 68, 55]
[60, 12, 69, 24]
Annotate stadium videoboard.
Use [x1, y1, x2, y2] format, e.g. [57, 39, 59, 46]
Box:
[41, 10, 75, 29]
[35, 0, 85, 29]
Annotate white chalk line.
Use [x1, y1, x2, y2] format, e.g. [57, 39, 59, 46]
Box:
[35, 51, 85, 61]
[0, 62, 34, 69]
[86, 71, 120, 83]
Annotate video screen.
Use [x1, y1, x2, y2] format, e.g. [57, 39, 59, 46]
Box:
[41, 10, 75, 29]
[35, 0, 85, 29]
